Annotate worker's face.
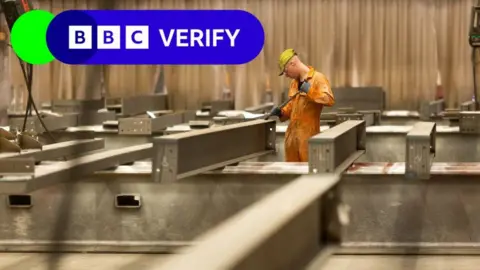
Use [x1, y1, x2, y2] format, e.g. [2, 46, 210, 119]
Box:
[283, 60, 298, 79]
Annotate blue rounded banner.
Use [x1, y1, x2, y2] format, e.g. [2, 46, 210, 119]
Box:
[46, 10, 265, 65]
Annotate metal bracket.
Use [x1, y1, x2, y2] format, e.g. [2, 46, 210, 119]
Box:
[405, 122, 436, 180]
[460, 111, 480, 134]
[419, 99, 444, 120]
[155, 174, 345, 270]
[118, 113, 183, 135]
[152, 119, 276, 183]
[309, 120, 366, 174]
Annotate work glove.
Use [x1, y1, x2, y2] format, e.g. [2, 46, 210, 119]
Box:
[299, 81, 311, 94]
[270, 107, 282, 118]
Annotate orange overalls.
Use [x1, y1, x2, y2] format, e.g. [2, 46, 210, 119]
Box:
[280, 67, 335, 162]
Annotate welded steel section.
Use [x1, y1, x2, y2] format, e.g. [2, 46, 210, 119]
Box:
[210, 100, 234, 116]
[405, 122, 436, 179]
[323, 87, 385, 113]
[460, 111, 480, 133]
[244, 102, 274, 114]
[419, 99, 444, 120]
[0, 139, 104, 161]
[460, 100, 477, 111]
[108, 94, 168, 116]
[157, 174, 345, 270]
[76, 111, 116, 126]
[309, 120, 366, 174]
[51, 99, 105, 113]
[9, 114, 78, 134]
[0, 158, 35, 176]
[118, 113, 183, 135]
[152, 119, 276, 183]
[336, 113, 376, 127]
[0, 143, 153, 193]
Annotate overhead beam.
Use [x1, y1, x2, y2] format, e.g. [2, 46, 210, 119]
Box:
[405, 122, 436, 179]
[0, 143, 152, 194]
[309, 120, 366, 174]
[155, 174, 345, 270]
[152, 119, 276, 183]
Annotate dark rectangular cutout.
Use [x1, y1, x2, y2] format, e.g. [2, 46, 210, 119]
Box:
[7, 195, 32, 208]
[115, 194, 142, 209]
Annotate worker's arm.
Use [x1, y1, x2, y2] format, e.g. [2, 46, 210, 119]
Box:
[279, 85, 296, 122]
[304, 74, 335, 107]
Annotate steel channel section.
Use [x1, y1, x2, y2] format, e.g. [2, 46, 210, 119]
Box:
[118, 113, 184, 135]
[152, 119, 276, 183]
[0, 139, 105, 161]
[309, 120, 366, 174]
[460, 111, 480, 134]
[121, 94, 168, 117]
[157, 174, 344, 270]
[210, 100, 233, 116]
[76, 111, 116, 126]
[0, 143, 153, 193]
[244, 103, 274, 114]
[405, 122, 436, 180]
[9, 114, 78, 134]
[323, 87, 385, 113]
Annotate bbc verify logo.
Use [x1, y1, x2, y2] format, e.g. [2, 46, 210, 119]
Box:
[69, 26, 150, 49]
[42, 9, 264, 65]
[68, 25, 240, 50]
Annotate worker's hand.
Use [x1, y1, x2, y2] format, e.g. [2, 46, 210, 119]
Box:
[270, 107, 282, 118]
[299, 81, 311, 94]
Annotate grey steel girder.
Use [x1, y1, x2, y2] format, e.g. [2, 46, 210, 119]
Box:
[244, 102, 274, 114]
[51, 99, 105, 113]
[460, 100, 477, 111]
[309, 120, 366, 174]
[107, 94, 168, 117]
[0, 143, 152, 194]
[156, 174, 346, 270]
[9, 114, 78, 134]
[0, 139, 105, 161]
[152, 119, 276, 183]
[405, 121, 436, 179]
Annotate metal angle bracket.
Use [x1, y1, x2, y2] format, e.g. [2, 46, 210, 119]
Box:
[152, 119, 276, 183]
[308, 120, 366, 174]
[459, 111, 480, 134]
[405, 122, 436, 180]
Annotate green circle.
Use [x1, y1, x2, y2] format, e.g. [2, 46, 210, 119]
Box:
[11, 10, 55, 65]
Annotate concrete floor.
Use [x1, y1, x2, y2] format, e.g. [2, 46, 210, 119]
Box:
[1, 253, 479, 270]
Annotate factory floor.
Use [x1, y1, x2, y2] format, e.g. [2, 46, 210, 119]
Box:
[0, 253, 479, 269]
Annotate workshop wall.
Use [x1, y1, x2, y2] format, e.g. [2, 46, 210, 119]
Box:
[2, 0, 477, 110]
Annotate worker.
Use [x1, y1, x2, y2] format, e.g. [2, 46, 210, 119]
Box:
[270, 49, 335, 162]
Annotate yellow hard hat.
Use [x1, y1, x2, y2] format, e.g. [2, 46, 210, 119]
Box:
[278, 48, 296, 76]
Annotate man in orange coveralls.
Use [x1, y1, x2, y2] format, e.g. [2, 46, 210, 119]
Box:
[270, 49, 335, 162]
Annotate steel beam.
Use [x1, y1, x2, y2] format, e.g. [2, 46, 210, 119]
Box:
[51, 99, 105, 113]
[460, 111, 480, 134]
[107, 94, 168, 117]
[460, 100, 477, 111]
[405, 122, 436, 179]
[309, 120, 366, 174]
[419, 99, 444, 120]
[0, 139, 104, 161]
[323, 87, 385, 113]
[244, 102, 274, 114]
[156, 174, 345, 270]
[152, 119, 276, 183]
[118, 113, 184, 135]
[9, 114, 78, 134]
[0, 143, 153, 193]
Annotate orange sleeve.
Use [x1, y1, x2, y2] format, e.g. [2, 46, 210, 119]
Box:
[306, 73, 335, 107]
[280, 83, 296, 122]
